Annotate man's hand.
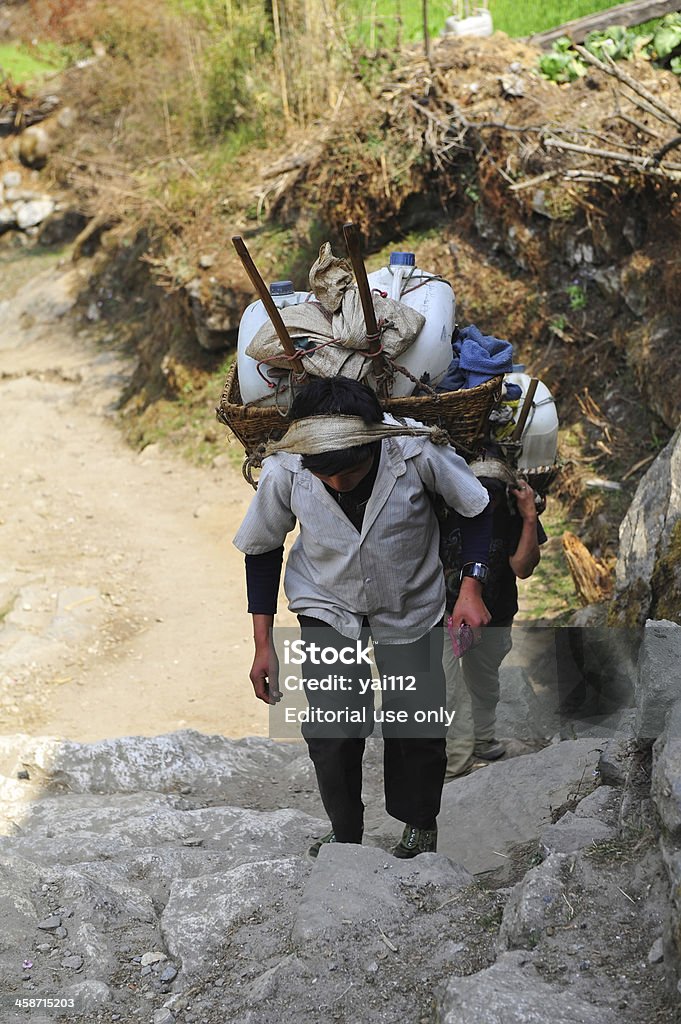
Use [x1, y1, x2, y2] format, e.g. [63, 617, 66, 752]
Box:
[508, 481, 542, 579]
[250, 614, 281, 705]
[511, 480, 540, 520]
[450, 576, 491, 642]
[250, 644, 281, 704]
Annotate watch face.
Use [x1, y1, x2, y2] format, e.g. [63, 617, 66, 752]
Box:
[461, 563, 488, 583]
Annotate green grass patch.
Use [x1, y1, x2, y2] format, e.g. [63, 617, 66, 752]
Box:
[0, 41, 66, 84]
[342, 0, 632, 43]
[518, 503, 581, 622]
[488, 0, 618, 38]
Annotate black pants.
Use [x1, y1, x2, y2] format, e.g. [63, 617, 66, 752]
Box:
[298, 616, 447, 843]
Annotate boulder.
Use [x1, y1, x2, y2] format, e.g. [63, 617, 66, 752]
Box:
[18, 125, 52, 169]
[185, 277, 242, 351]
[495, 665, 554, 742]
[651, 702, 681, 839]
[437, 950, 617, 1023]
[498, 853, 574, 950]
[539, 811, 617, 857]
[2, 795, 324, 870]
[434, 739, 602, 873]
[0, 730, 302, 802]
[660, 840, 681, 992]
[16, 199, 56, 231]
[610, 427, 681, 627]
[160, 857, 305, 976]
[293, 845, 472, 941]
[635, 621, 681, 746]
[597, 736, 633, 787]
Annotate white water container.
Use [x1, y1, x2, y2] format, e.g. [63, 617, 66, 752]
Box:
[505, 372, 559, 471]
[367, 252, 456, 398]
[237, 280, 311, 406]
[444, 10, 493, 37]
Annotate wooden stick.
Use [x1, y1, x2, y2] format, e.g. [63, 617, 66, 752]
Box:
[653, 133, 681, 163]
[342, 222, 389, 397]
[604, 111, 661, 139]
[544, 137, 681, 174]
[574, 45, 681, 130]
[231, 236, 304, 376]
[512, 378, 539, 442]
[527, 0, 680, 50]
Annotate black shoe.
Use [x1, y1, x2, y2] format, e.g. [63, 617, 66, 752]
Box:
[392, 824, 437, 859]
[308, 831, 336, 859]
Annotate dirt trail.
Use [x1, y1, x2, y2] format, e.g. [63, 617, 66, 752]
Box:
[0, 254, 296, 741]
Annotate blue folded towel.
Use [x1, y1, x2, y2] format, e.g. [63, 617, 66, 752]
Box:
[437, 325, 514, 391]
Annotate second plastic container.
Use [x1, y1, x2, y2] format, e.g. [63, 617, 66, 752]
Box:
[505, 372, 559, 471]
[367, 252, 456, 398]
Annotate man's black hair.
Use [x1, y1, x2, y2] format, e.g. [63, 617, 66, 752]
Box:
[288, 377, 383, 476]
[289, 377, 383, 422]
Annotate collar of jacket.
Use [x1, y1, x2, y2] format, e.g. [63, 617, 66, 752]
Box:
[287, 439, 410, 537]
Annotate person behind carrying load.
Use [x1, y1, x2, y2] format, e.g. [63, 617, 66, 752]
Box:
[439, 446, 547, 778]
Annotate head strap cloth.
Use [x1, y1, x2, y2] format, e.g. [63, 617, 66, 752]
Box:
[263, 415, 451, 457]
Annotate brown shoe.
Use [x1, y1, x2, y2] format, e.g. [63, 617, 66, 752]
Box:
[445, 755, 489, 781]
[474, 739, 506, 761]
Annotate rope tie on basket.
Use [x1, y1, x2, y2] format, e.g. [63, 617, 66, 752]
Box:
[242, 446, 267, 488]
[251, 314, 437, 401]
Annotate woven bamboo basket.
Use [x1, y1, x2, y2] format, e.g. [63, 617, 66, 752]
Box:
[216, 363, 503, 462]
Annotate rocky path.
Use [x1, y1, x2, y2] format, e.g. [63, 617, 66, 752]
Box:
[0, 252, 293, 742]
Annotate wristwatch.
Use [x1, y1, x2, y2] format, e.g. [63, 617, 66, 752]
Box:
[460, 561, 489, 585]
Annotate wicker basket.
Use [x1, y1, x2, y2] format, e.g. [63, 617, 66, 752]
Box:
[216, 363, 503, 460]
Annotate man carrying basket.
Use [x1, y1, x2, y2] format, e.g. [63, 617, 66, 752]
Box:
[233, 376, 492, 858]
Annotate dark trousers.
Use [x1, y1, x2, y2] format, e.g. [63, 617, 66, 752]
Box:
[298, 616, 447, 843]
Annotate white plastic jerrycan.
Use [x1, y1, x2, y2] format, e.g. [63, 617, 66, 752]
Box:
[505, 372, 559, 472]
[367, 252, 455, 398]
[237, 280, 311, 406]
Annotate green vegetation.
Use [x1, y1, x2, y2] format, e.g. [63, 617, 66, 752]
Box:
[339, 0, 630, 44]
[0, 41, 65, 82]
[539, 14, 681, 83]
[123, 351, 239, 467]
[566, 282, 587, 312]
[519, 504, 581, 622]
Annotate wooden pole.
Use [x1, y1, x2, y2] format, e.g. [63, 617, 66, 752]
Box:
[271, 0, 291, 123]
[422, 0, 431, 67]
[232, 236, 305, 376]
[511, 377, 539, 442]
[342, 222, 389, 398]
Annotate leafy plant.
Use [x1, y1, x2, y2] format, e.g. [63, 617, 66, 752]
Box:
[539, 17, 681, 81]
[647, 13, 681, 63]
[566, 282, 587, 310]
[539, 36, 588, 83]
[584, 24, 635, 61]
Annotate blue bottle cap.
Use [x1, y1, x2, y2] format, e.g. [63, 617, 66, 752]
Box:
[269, 280, 296, 296]
[389, 252, 416, 267]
